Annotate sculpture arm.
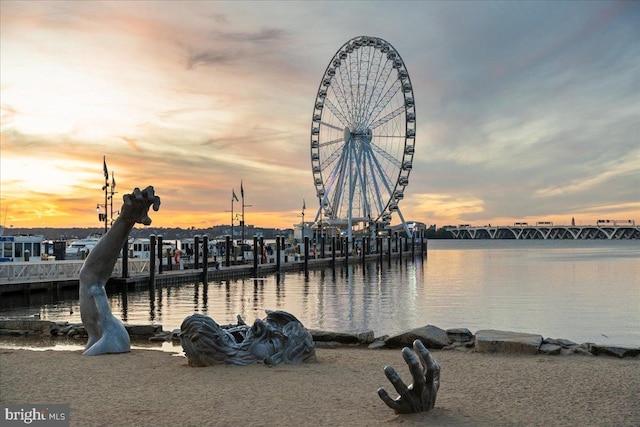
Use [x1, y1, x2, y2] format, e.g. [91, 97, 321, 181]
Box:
[80, 186, 160, 286]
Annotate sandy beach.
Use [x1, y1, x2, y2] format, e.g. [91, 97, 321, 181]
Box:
[1, 345, 638, 427]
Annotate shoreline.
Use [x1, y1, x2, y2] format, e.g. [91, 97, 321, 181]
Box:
[1, 318, 639, 359]
[1, 346, 639, 426]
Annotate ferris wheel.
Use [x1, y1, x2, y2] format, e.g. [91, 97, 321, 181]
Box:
[310, 36, 416, 239]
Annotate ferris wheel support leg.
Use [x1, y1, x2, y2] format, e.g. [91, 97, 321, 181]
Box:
[395, 207, 413, 239]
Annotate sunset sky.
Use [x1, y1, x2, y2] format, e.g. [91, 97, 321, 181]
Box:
[1, 1, 638, 230]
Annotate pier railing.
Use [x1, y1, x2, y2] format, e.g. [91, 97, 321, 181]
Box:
[0, 259, 150, 285]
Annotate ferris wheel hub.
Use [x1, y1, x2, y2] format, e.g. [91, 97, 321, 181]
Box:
[344, 127, 372, 144]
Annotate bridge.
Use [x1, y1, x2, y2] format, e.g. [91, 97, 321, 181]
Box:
[445, 221, 639, 240]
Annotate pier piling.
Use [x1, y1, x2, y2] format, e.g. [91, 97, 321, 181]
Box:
[149, 234, 156, 291]
[157, 235, 163, 274]
[202, 235, 208, 284]
[253, 236, 258, 276]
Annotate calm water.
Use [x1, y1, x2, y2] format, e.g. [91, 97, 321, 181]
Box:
[1, 240, 638, 347]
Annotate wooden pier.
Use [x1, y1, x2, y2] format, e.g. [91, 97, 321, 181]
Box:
[0, 246, 425, 296]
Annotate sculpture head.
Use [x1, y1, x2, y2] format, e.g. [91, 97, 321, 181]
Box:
[180, 310, 316, 366]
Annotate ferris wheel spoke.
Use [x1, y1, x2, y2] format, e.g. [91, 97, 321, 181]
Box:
[321, 146, 344, 170]
[356, 48, 378, 127]
[331, 72, 354, 124]
[369, 142, 402, 169]
[339, 54, 357, 125]
[363, 54, 394, 125]
[319, 121, 344, 132]
[364, 149, 390, 215]
[319, 137, 344, 148]
[367, 80, 402, 125]
[366, 145, 397, 195]
[324, 98, 350, 129]
[368, 105, 405, 129]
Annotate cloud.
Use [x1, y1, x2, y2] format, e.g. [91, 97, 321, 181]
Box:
[187, 50, 239, 69]
[1, 1, 638, 229]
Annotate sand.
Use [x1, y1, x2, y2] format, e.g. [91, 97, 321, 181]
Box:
[1, 345, 638, 427]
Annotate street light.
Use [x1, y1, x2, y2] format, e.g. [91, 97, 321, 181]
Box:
[96, 203, 107, 230]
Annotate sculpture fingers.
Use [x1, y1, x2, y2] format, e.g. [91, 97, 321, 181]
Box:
[402, 346, 426, 392]
[132, 187, 144, 201]
[413, 340, 441, 389]
[384, 365, 410, 397]
[377, 388, 402, 412]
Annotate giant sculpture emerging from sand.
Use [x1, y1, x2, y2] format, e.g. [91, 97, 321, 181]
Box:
[378, 340, 441, 414]
[80, 186, 161, 356]
[180, 310, 316, 366]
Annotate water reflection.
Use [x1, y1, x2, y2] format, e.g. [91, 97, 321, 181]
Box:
[1, 241, 638, 347]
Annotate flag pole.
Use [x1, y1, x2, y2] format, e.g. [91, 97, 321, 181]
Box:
[241, 181, 245, 246]
[231, 190, 237, 245]
[102, 156, 109, 234]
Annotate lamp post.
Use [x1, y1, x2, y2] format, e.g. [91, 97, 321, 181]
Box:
[96, 203, 107, 233]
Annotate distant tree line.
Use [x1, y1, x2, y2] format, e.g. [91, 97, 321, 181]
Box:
[6, 225, 454, 241]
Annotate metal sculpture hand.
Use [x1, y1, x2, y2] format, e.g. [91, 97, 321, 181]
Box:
[378, 339, 441, 414]
[120, 186, 161, 225]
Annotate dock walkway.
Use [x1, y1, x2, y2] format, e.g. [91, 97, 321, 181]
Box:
[0, 249, 423, 295]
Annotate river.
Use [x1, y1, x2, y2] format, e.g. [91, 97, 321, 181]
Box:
[1, 239, 638, 347]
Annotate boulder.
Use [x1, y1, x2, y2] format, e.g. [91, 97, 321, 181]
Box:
[545, 338, 577, 347]
[384, 325, 449, 349]
[309, 329, 374, 345]
[475, 330, 542, 355]
[126, 324, 163, 337]
[446, 327, 474, 343]
[588, 344, 640, 358]
[0, 319, 58, 335]
[539, 343, 562, 355]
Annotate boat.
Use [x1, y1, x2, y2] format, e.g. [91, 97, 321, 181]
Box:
[0, 232, 44, 262]
[65, 234, 102, 260]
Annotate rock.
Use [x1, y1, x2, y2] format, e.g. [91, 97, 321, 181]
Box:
[0, 319, 57, 336]
[309, 329, 374, 345]
[539, 343, 562, 355]
[545, 338, 577, 347]
[125, 324, 163, 337]
[447, 328, 474, 343]
[475, 330, 542, 355]
[0, 329, 30, 336]
[588, 344, 640, 358]
[384, 325, 449, 349]
[572, 347, 595, 357]
[368, 340, 386, 349]
[149, 331, 172, 342]
[67, 325, 86, 337]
